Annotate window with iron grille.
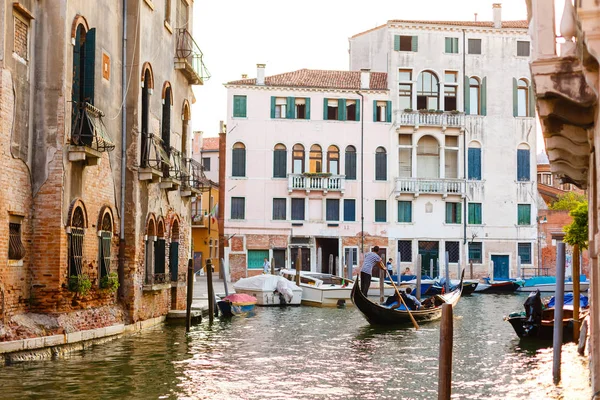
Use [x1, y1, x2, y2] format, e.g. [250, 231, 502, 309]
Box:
[344, 247, 358, 267]
[398, 240, 412, 262]
[291, 198, 305, 221]
[8, 222, 25, 260]
[99, 213, 112, 279]
[69, 207, 85, 277]
[231, 197, 245, 219]
[273, 198, 286, 220]
[518, 243, 532, 264]
[468, 242, 482, 264]
[446, 241, 460, 263]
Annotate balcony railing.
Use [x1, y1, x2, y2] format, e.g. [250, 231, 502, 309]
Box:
[397, 111, 464, 128]
[71, 102, 115, 152]
[395, 177, 465, 197]
[192, 209, 208, 226]
[175, 28, 210, 85]
[182, 158, 204, 192]
[288, 173, 345, 194]
[140, 132, 170, 171]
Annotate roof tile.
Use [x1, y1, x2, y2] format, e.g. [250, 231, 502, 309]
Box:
[351, 20, 528, 38]
[202, 137, 219, 151]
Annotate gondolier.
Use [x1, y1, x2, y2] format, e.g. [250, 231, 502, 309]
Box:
[360, 246, 385, 296]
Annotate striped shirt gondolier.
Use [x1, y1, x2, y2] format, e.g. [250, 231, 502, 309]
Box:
[360, 252, 382, 275]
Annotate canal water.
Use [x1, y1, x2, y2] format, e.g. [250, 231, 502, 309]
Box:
[0, 293, 591, 399]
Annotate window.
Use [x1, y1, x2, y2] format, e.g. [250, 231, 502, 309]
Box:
[292, 144, 305, 173]
[346, 99, 359, 121]
[469, 78, 480, 115]
[232, 142, 246, 177]
[99, 212, 112, 280]
[273, 198, 286, 220]
[345, 146, 357, 180]
[72, 24, 97, 148]
[273, 144, 287, 178]
[417, 71, 439, 110]
[202, 157, 211, 171]
[517, 41, 530, 57]
[327, 145, 339, 174]
[468, 143, 481, 180]
[398, 201, 412, 223]
[13, 12, 30, 61]
[398, 69, 413, 110]
[465, 76, 486, 115]
[140, 68, 151, 167]
[468, 242, 482, 263]
[271, 97, 289, 119]
[417, 136, 439, 178]
[248, 250, 269, 269]
[375, 147, 387, 181]
[445, 136, 459, 179]
[325, 98, 339, 120]
[295, 97, 309, 119]
[344, 199, 356, 222]
[176, 0, 188, 27]
[398, 134, 412, 178]
[374, 100, 392, 122]
[8, 220, 25, 260]
[291, 198, 305, 221]
[518, 243, 532, 264]
[445, 202, 461, 224]
[154, 221, 166, 278]
[518, 204, 531, 225]
[445, 37, 459, 53]
[69, 206, 86, 278]
[446, 242, 460, 263]
[344, 247, 358, 267]
[444, 84, 457, 111]
[398, 240, 412, 262]
[309, 144, 322, 173]
[323, 98, 360, 121]
[514, 78, 531, 117]
[394, 35, 418, 52]
[374, 200, 387, 222]
[169, 220, 179, 281]
[231, 197, 245, 219]
[517, 145, 531, 181]
[398, 69, 412, 81]
[326, 199, 340, 222]
[233, 95, 247, 118]
[468, 38, 482, 54]
[468, 203, 482, 225]
[161, 84, 172, 152]
[144, 219, 156, 284]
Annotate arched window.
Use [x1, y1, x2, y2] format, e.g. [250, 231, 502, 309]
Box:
[327, 145, 340, 174]
[69, 206, 86, 278]
[145, 216, 156, 284]
[71, 22, 96, 145]
[232, 142, 246, 177]
[169, 219, 180, 281]
[517, 143, 531, 181]
[99, 211, 113, 281]
[273, 143, 287, 178]
[161, 83, 172, 161]
[345, 145, 356, 180]
[516, 79, 529, 117]
[292, 144, 305, 174]
[469, 77, 480, 115]
[417, 136, 440, 178]
[417, 71, 439, 110]
[181, 100, 191, 158]
[468, 141, 482, 180]
[141, 68, 152, 167]
[375, 147, 387, 181]
[309, 144, 322, 173]
[154, 219, 166, 281]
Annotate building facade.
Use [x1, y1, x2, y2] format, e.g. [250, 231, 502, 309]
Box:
[223, 5, 537, 281]
[0, 0, 207, 341]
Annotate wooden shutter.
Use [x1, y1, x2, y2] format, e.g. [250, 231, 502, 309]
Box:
[394, 35, 400, 51]
[270, 96, 276, 118]
[292, 198, 304, 220]
[154, 239, 166, 274]
[323, 98, 328, 120]
[464, 76, 470, 114]
[386, 101, 392, 122]
[273, 149, 287, 178]
[457, 203, 462, 224]
[528, 83, 535, 117]
[445, 38, 451, 53]
[273, 199, 286, 220]
[345, 150, 356, 180]
[355, 98, 360, 121]
[232, 148, 246, 177]
[445, 202, 452, 223]
[373, 100, 378, 122]
[475, 204, 482, 224]
[83, 28, 96, 105]
[287, 97, 295, 119]
[338, 99, 346, 121]
[326, 199, 339, 221]
[512, 78, 518, 117]
[481, 77, 487, 116]
[169, 241, 179, 281]
[240, 96, 247, 117]
[344, 199, 355, 221]
[305, 97, 311, 119]
[468, 148, 481, 180]
[517, 149, 530, 181]
[375, 153, 387, 180]
[411, 35, 418, 52]
[72, 28, 82, 106]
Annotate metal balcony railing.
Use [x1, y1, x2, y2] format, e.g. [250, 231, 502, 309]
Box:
[182, 158, 204, 191]
[163, 147, 183, 180]
[192, 209, 208, 226]
[140, 132, 170, 170]
[175, 29, 211, 85]
[395, 177, 465, 196]
[288, 174, 345, 193]
[397, 111, 464, 128]
[71, 102, 115, 152]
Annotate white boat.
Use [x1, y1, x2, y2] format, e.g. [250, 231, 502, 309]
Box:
[280, 269, 353, 307]
[233, 274, 302, 306]
[516, 282, 590, 293]
[367, 277, 396, 297]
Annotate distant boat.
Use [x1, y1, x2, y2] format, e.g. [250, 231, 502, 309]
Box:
[516, 276, 590, 293]
[217, 293, 257, 317]
[280, 269, 353, 307]
[474, 278, 522, 293]
[427, 279, 479, 296]
[233, 275, 302, 306]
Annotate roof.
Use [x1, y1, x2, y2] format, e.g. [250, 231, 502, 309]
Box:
[351, 19, 528, 38]
[226, 69, 388, 90]
[202, 137, 219, 151]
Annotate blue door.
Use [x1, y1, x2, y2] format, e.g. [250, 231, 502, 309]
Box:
[491, 255, 510, 280]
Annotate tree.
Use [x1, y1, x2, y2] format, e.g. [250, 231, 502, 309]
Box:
[549, 191, 587, 211]
[563, 202, 589, 249]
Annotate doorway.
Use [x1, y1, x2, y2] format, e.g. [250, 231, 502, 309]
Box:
[290, 247, 311, 271]
[492, 255, 510, 280]
[371, 246, 387, 278]
[418, 241, 439, 278]
[273, 249, 286, 270]
[316, 238, 339, 274]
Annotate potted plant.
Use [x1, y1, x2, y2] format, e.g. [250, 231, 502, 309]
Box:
[100, 272, 120, 293]
[302, 172, 332, 178]
[450, 110, 463, 115]
[68, 274, 92, 297]
[403, 108, 414, 112]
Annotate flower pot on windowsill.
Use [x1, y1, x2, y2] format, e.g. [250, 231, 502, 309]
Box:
[68, 274, 92, 297]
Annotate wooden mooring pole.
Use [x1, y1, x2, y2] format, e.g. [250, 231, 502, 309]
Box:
[438, 303, 453, 400]
[185, 259, 194, 333]
[295, 249, 302, 286]
[573, 244, 580, 340]
[206, 258, 215, 324]
[553, 241, 566, 384]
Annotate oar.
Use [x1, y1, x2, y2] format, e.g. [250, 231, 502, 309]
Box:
[381, 263, 419, 331]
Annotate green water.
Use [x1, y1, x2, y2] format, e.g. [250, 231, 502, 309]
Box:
[0, 294, 591, 399]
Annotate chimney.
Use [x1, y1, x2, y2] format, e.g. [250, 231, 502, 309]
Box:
[493, 3, 502, 28]
[241, 74, 248, 79]
[256, 63, 266, 86]
[360, 68, 371, 90]
[474, 13, 478, 22]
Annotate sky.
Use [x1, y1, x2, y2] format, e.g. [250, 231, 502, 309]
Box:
[190, 0, 534, 140]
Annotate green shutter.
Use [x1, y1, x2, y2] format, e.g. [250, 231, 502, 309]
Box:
[513, 78, 518, 117]
[446, 202, 452, 223]
[72, 28, 82, 106]
[464, 76, 470, 114]
[323, 98, 329, 120]
[457, 203, 462, 224]
[394, 35, 400, 51]
[411, 35, 418, 52]
[339, 99, 346, 121]
[287, 96, 295, 119]
[355, 98, 360, 121]
[305, 97, 311, 119]
[373, 100, 378, 122]
[270, 96, 276, 118]
[386, 101, 392, 122]
[233, 96, 240, 117]
[481, 77, 487, 116]
[529, 84, 535, 117]
[445, 38, 451, 53]
[241, 96, 247, 117]
[83, 28, 96, 105]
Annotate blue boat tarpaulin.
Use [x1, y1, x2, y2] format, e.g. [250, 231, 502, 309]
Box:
[548, 293, 588, 308]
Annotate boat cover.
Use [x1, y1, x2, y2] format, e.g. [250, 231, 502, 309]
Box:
[548, 293, 589, 308]
[234, 275, 300, 293]
[223, 293, 257, 305]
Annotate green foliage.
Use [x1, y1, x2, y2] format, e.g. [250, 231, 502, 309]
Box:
[549, 192, 587, 211]
[68, 275, 92, 297]
[100, 272, 119, 293]
[564, 202, 589, 249]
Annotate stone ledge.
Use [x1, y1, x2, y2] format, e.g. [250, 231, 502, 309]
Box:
[142, 282, 171, 292]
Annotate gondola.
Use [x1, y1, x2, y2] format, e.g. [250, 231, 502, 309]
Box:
[352, 270, 464, 325]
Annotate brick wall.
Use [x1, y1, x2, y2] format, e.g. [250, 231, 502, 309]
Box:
[13, 16, 28, 61]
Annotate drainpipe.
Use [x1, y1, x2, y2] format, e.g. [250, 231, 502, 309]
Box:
[218, 125, 227, 279]
[356, 91, 365, 256]
[118, 0, 127, 299]
[462, 29, 467, 250]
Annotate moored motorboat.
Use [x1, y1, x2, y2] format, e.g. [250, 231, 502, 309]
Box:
[475, 279, 521, 293]
[427, 279, 479, 296]
[352, 271, 464, 325]
[233, 274, 302, 306]
[217, 293, 257, 317]
[516, 276, 590, 293]
[280, 269, 353, 307]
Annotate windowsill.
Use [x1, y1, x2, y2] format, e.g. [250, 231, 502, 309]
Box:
[516, 225, 534, 228]
[229, 219, 246, 222]
[291, 222, 304, 226]
[232, 116, 248, 119]
[374, 221, 387, 224]
[323, 119, 360, 123]
[443, 223, 462, 226]
[397, 222, 413, 225]
[271, 118, 311, 121]
[468, 224, 484, 227]
[443, 52, 460, 55]
[8, 259, 23, 267]
[374, 121, 392, 124]
[142, 282, 170, 292]
[164, 20, 173, 34]
[272, 177, 287, 180]
[395, 50, 417, 53]
[326, 223, 339, 226]
[514, 116, 534, 119]
[230, 176, 247, 180]
[271, 219, 288, 223]
[467, 53, 482, 56]
[143, 0, 155, 10]
[343, 221, 357, 223]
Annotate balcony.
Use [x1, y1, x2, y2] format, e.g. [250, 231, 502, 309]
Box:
[181, 158, 204, 197]
[396, 111, 464, 129]
[143, 273, 170, 292]
[288, 173, 345, 194]
[175, 29, 211, 85]
[69, 102, 115, 165]
[160, 147, 183, 190]
[139, 132, 170, 182]
[395, 177, 465, 198]
[192, 209, 208, 228]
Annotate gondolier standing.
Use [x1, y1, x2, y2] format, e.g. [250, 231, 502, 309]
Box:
[360, 246, 385, 296]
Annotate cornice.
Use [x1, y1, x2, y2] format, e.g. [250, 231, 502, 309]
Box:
[222, 84, 389, 94]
